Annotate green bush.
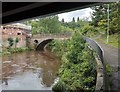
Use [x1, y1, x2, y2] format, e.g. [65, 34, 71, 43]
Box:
[1, 47, 34, 56]
[52, 80, 66, 92]
[47, 39, 69, 58]
[8, 37, 14, 47]
[48, 31, 97, 91]
[106, 64, 112, 76]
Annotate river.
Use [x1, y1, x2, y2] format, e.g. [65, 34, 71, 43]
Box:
[0, 50, 61, 90]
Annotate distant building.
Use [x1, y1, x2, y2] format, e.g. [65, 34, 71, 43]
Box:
[1, 23, 32, 48]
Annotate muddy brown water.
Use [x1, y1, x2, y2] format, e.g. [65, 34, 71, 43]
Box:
[0, 50, 61, 90]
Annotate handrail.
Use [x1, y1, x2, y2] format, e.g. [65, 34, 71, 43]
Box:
[83, 36, 108, 91]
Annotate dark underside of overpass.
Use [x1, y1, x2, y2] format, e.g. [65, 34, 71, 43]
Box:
[1, 2, 104, 25]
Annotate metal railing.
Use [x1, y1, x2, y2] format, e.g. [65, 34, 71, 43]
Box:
[83, 36, 109, 91]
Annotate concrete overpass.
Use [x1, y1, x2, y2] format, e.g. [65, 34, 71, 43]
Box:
[1, 2, 103, 25]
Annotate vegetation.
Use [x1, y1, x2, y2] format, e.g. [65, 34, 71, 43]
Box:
[47, 31, 97, 91]
[91, 2, 119, 34]
[90, 2, 119, 48]
[24, 16, 72, 35]
[22, 4, 119, 90]
[106, 64, 113, 76]
[8, 37, 14, 48]
[17, 2, 118, 91]
[23, 2, 119, 48]
[1, 36, 34, 56]
[96, 33, 119, 48]
[0, 47, 33, 56]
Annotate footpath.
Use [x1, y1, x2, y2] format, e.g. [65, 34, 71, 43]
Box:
[95, 41, 120, 91]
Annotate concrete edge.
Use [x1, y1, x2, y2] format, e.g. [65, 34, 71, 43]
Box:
[87, 45, 104, 91]
[93, 39, 109, 90]
[84, 36, 108, 91]
[95, 55, 104, 91]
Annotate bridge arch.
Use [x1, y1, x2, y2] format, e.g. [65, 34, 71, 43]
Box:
[36, 39, 54, 51]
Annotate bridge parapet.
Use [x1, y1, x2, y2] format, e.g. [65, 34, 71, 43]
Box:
[31, 37, 70, 45]
[32, 37, 70, 51]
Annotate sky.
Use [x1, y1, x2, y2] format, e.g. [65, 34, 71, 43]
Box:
[58, 8, 93, 22]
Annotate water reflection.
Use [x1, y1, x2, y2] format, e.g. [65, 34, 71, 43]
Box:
[1, 50, 60, 90]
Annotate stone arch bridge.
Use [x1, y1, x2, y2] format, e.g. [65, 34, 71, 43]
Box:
[31, 36, 70, 51]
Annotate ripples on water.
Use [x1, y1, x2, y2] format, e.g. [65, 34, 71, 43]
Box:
[1, 50, 61, 90]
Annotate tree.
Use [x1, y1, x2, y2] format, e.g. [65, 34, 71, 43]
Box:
[62, 18, 65, 23]
[77, 17, 80, 22]
[72, 17, 75, 22]
[91, 4, 108, 27]
[8, 37, 14, 48]
[91, 2, 120, 35]
[25, 15, 62, 34]
[40, 16, 62, 33]
[67, 22, 76, 31]
[109, 2, 120, 34]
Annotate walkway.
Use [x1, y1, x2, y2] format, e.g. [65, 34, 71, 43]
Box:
[95, 41, 120, 91]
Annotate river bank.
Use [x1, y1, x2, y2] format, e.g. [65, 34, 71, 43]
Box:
[47, 31, 97, 91]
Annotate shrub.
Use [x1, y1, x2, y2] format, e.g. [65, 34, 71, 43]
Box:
[8, 37, 14, 48]
[50, 31, 97, 91]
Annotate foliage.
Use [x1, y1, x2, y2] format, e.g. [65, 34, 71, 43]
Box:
[96, 33, 119, 48]
[23, 2, 119, 49]
[15, 37, 19, 43]
[0, 47, 33, 56]
[47, 39, 69, 58]
[47, 31, 97, 91]
[77, 17, 80, 22]
[91, 2, 120, 35]
[7, 37, 14, 48]
[72, 17, 75, 22]
[52, 80, 66, 92]
[38, 16, 62, 33]
[24, 15, 68, 35]
[61, 18, 65, 23]
[106, 64, 112, 76]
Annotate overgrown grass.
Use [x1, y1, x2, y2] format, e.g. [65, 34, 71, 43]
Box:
[96, 33, 119, 49]
[106, 64, 113, 76]
[0, 47, 34, 56]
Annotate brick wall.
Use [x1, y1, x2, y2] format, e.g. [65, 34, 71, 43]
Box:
[2, 26, 28, 48]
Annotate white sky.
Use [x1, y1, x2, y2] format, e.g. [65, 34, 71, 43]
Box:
[58, 8, 93, 22]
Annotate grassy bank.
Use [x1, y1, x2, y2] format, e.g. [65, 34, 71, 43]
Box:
[96, 33, 119, 49]
[0, 47, 34, 56]
[47, 31, 97, 91]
